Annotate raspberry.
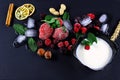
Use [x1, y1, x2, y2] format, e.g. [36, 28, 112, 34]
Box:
[85, 45, 90, 50]
[57, 42, 64, 48]
[64, 41, 69, 47]
[81, 27, 87, 34]
[74, 23, 81, 28]
[74, 23, 81, 33]
[45, 39, 52, 46]
[57, 18, 63, 26]
[87, 13, 95, 19]
[94, 26, 100, 30]
[71, 38, 76, 45]
[67, 45, 72, 51]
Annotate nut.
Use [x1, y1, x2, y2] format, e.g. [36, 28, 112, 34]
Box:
[53, 11, 59, 16]
[59, 9, 64, 15]
[37, 48, 45, 56]
[44, 51, 52, 59]
[49, 8, 56, 13]
[60, 4, 66, 10]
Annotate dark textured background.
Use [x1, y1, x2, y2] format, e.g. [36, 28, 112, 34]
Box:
[0, 0, 120, 80]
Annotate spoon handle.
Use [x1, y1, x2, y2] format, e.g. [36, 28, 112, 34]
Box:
[111, 21, 120, 41]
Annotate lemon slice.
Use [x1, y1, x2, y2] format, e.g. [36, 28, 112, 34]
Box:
[15, 6, 29, 20]
[22, 3, 35, 16]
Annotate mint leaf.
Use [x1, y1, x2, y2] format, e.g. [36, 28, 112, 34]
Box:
[62, 12, 70, 20]
[87, 32, 97, 44]
[81, 40, 91, 45]
[13, 24, 27, 35]
[55, 20, 60, 27]
[28, 38, 37, 52]
[42, 18, 55, 24]
[75, 32, 84, 39]
[45, 15, 54, 21]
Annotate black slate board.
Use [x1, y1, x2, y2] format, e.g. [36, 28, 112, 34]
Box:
[0, 0, 120, 80]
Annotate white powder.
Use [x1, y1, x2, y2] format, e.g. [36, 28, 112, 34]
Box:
[75, 37, 113, 70]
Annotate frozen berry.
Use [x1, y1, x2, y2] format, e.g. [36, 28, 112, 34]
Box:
[53, 39, 59, 44]
[37, 40, 43, 47]
[94, 26, 100, 30]
[71, 38, 76, 45]
[67, 45, 72, 51]
[44, 51, 52, 59]
[57, 18, 63, 26]
[57, 42, 64, 48]
[87, 13, 95, 19]
[37, 48, 46, 56]
[64, 41, 69, 47]
[85, 45, 90, 50]
[81, 27, 87, 34]
[50, 44, 54, 49]
[45, 39, 52, 46]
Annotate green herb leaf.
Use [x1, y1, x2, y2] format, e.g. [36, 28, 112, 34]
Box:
[81, 39, 91, 45]
[28, 38, 37, 52]
[62, 12, 70, 20]
[13, 24, 27, 35]
[55, 20, 60, 27]
[75, 32, 84, 39]
[62, 26, 67, 32]
[87, 32, 97, 44]
[42, 18, 56, 24]
[45, 15, 54, 21]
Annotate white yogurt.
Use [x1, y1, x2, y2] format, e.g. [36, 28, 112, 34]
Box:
[75, 37, 113, 71]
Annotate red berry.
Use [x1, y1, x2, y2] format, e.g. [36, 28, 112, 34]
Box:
[67, 45, 72, 51]
[53, 39, 59, 44]
[87, 13, 95, 19]
[74, 26, 79, 33]
[74, 23, 81, 33]
[64, 41, 69, 47]
[57, 42, 64, 48]
[57, 18, 63, 26]
[94, 26, 100, 30]
[85, 45, 90, 50]
[71, 38, 76, 45]
[37, 40, 43, 47]
[74, 23, 81, 29]
[45, 39, 52, 46]
[81, 27, 87, 34]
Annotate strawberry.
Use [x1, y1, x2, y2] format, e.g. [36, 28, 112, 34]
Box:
[57, 18, 63, 26]
[57, 42, 64, 48]
[64, 41, 69, 47]
[94, 26, 100, 30]
[71, 38, 76, 45]
[67, 45, 72, 51]
[87, 13, 95, 19]
[81, 27, 87, 34]
[85, 45, 90, 50]
[45, 39, 52, 46]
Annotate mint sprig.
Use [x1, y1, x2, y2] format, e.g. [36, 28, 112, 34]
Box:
[81, 32, 97, 46]
[62, 12, 70, 20]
